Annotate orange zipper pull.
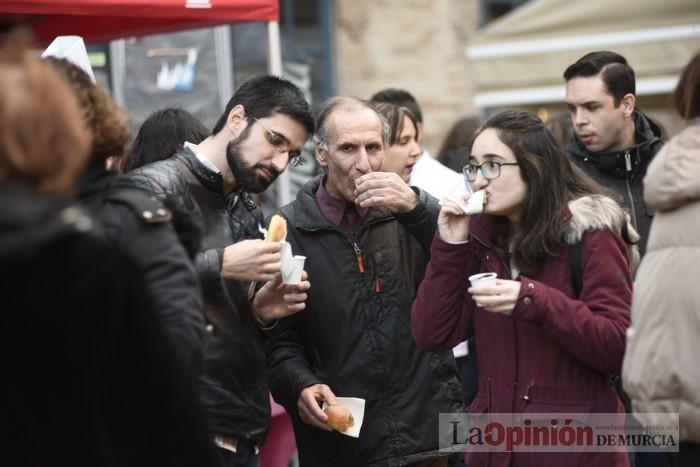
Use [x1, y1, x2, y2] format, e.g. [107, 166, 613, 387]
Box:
[352, 242, 365, 273]
[375, 278, 381, 293]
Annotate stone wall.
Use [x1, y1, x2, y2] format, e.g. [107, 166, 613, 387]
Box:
[336, 0, 481, 156]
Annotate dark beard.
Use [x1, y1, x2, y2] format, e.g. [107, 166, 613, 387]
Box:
[225, 126, 280, 193]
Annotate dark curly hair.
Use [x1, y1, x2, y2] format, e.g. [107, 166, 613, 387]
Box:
[45, 57, 130, 163]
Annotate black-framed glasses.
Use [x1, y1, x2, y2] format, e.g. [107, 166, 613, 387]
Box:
[254, 117, 304, 168]
[463, 160, 519, 182]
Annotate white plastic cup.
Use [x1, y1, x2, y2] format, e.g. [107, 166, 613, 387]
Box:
[468, 272, 497, 290]
[282, 255, 306, 285]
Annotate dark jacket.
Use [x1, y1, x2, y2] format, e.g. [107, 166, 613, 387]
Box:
[266, 176, 463, 467]
[567, 110, 664, 255]
[0, 181, 217, 467]
[77, 163, 205, 373]
[128, 146, 270, 445]
[411, 195, 636, 467]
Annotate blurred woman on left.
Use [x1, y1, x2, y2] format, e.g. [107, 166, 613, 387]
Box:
[0, 27, 218, 467]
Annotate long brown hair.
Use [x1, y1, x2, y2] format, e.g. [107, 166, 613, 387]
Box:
[0, 30, 91, 194]
[674, 52, 700, 121]
[479, 110, 605, 275]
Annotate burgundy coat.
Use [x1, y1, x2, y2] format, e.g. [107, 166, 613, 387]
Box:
[411, 195, 636, 467]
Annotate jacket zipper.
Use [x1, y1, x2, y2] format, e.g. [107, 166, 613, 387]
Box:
[351, 242, 382, 293]
[624, 150, 638, 230]
[352, 242, 365, 273]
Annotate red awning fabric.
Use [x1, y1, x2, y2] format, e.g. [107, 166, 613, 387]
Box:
[0, 0, 279, 44]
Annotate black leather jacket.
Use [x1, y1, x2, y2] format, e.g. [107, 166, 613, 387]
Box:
[567, 111, 664, 255]
[266, 176, 464, 467]
[129, 147, 270, 445]
[77, 163, 205, 374]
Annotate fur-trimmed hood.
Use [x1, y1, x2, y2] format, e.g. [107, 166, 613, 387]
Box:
[565, 194, 640, 271]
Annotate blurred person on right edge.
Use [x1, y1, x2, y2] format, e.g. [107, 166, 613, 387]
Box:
[623, 52, 700, 467]
[564, 51, 664, 255]
[437, 116, 482, 173]
[129, 75, 314, 467]
[411, 110, 638, 467]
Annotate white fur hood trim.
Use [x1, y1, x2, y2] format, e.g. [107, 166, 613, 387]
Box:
[565, 195, 640, 270]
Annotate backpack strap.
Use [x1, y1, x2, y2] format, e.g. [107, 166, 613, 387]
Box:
[569, 240, 583, 298]
[569, 238, 632, 412]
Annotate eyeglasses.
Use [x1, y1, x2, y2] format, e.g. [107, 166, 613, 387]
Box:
[463, 160, 519, 182]
[254, 117, 304, 168]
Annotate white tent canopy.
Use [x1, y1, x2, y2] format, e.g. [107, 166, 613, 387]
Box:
[466, 0, 700, 107]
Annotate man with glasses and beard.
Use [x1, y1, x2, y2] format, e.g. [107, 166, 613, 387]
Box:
[129, 76, 315, 467]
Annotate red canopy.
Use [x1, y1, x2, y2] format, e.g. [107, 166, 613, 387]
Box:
[1, 0, 279, 44]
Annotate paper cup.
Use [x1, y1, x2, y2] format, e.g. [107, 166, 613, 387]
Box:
[440, 190, 485, 215]
[464, 190, 485, 215]
[468, 272, 497, 289]
[282, 255, 306, 285]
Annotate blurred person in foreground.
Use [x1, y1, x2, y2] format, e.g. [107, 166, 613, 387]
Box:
[623, 52, 700, 467]
[129, 75, 314, 467]
[371, 88, 464, 200]
[412, 110, 638, 467]
[0, 29, 217, 467]
[121, 107, 209, 172]
[47, 57, 207, 373]
[266, 96, 462, 467]
[564, 51, 664, 255]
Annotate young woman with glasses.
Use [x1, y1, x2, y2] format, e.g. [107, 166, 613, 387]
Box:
[411, 110, 638, 467]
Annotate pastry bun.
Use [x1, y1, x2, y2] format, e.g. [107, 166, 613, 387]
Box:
[267, 215, 287, 242]
[324, 405, 354, 432]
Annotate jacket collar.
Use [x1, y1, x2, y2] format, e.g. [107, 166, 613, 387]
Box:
[567, 110, 663, 178]
[293, 175, 394, 232]
[76, 161, 114, 200]
[469, 194, 639, 268]
[175, 145, 226, 196]
[173, 146, 259, 212]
